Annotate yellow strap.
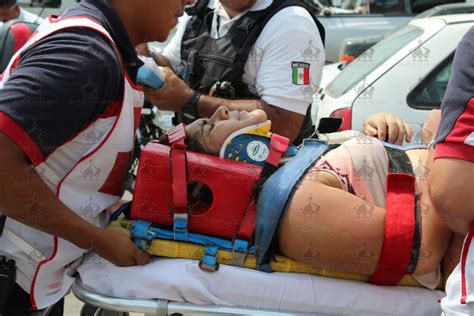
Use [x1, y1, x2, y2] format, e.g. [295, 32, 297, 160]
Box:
[109, 220, 442, 289]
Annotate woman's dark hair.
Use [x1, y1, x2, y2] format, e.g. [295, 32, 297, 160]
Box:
[158, 132, 207, 153]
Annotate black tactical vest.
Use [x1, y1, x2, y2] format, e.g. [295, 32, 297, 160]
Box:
[179, 0, 325, 145]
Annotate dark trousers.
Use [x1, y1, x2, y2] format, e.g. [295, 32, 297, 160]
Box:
[5, 284, 64, 316]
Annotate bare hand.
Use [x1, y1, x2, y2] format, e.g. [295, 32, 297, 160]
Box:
[135, 43, 150, 56]
[362, 113, 412, 145]
[143, 67, 193, 112]
[92, 228, 150, 267]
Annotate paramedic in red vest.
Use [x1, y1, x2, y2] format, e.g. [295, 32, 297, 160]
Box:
[144, 0, 325, 145]
[0, 0, 44, 25]
[428, 27, 474, 314]
[0, 0, 193, 315]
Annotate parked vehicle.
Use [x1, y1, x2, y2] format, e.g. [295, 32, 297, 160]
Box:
[317, 0, 467, 62]
[337, 2, 474, 63]
[314, 14, 474, 143]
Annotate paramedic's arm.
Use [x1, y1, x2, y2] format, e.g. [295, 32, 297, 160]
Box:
[0, 132, 149, 266]
[144, 75, 304, 142]
[429, 158, 474, 236]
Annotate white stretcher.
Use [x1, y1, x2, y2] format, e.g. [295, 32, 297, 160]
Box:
[74, 254, 445, 315]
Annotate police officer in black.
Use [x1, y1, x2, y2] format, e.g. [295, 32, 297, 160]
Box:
[144, 0, 325, 144]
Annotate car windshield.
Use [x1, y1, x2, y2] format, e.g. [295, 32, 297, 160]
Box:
[325, 25, 424, 98]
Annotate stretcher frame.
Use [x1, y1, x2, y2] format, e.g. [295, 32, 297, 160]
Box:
[72, 279, 322, 316]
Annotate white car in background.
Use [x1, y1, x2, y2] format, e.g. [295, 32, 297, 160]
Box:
[314, 14, 474, 143]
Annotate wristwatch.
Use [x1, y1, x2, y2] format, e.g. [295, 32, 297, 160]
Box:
[182, 90, 202, 121]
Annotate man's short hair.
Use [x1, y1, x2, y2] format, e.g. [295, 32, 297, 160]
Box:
[0, 0, 16, 8]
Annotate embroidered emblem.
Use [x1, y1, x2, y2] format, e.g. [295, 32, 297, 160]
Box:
[291, 62, 310, 85]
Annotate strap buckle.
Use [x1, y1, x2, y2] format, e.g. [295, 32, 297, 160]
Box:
[171, 207, 190, 241]
[199, 246, 220, 272]
[266, 134, 289, 166]
[231, 238, 249, 267]
[130, 220, 156, 251]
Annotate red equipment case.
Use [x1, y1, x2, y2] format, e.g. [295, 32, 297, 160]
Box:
[131, 141, 262, 239]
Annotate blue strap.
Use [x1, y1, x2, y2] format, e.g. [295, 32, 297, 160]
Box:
[255, 139, 328, 272]
[130, 220, 256, 254]
[380, 141, 427, 151]
[130, 220, 155, 250]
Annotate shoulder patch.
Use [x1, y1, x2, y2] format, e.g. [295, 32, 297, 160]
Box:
[292, 61, 310, 85]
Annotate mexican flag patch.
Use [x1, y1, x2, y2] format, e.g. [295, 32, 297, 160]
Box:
[292, 62, 310, 85]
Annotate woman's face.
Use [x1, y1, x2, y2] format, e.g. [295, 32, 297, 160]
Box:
[186, 106, 267, 155]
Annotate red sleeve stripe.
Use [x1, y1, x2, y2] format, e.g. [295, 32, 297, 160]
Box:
[0, 112, 45, 165]
[434, 142, 474, 163]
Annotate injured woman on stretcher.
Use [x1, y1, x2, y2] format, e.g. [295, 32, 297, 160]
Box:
[147, 106, 461, 291]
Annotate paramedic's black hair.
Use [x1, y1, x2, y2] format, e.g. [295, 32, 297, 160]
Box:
[0, 0, 16, 8]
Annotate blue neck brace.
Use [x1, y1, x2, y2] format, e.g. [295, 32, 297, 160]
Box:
[219, 121, 298, 167]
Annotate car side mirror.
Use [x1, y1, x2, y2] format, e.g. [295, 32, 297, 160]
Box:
[17, 0, 62, 8]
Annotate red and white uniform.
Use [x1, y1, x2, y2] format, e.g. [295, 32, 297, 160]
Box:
[433, 27, 474, 316]
[441, 226, 474, 315]
[0, 16, 143, 309]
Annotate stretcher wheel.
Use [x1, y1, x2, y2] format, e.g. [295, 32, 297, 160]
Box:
[80, 304, 129, 316]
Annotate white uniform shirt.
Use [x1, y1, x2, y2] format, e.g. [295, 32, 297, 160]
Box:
[163, 0, 325, 115]
[18, 7, 44, 24]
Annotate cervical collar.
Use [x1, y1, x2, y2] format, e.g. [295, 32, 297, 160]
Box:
[219, 121, 298, 167]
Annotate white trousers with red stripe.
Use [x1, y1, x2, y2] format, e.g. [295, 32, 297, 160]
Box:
[441, 226, 474, 315]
